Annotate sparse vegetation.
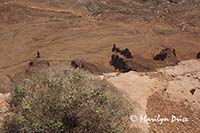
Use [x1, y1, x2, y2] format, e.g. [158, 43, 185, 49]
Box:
[4, 66, 132, 133]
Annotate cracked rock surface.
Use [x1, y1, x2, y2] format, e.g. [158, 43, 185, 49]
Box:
[106, 59, 200, 132]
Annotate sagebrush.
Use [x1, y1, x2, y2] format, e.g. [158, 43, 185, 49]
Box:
[4, 66, 132, 133]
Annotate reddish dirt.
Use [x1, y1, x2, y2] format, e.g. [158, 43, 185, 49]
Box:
[0, 0, 200, 93]
[147, 92, 200, 133]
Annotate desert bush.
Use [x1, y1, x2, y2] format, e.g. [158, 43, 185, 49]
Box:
[4, 66, 132, 133]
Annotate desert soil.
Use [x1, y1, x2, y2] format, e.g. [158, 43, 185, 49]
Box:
[0, 0, 200, 93]
[0, 0, 200, 132]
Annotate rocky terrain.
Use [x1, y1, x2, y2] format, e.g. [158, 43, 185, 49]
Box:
[0, 0, 200, 132]
[106, 59, 200, 132]
[1, 59, 199, 132]
[0, 0, 200, 93]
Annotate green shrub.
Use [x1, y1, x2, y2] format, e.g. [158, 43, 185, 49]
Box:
[4, 67, 132, 133]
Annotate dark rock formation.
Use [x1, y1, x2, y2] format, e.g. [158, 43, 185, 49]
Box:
[112, 44, 120, 53]
[120, 48, 133, 59]
[36, 51, 40, 58]
[110, 45, 156, 72]
[110, 54, 153, 72]
[71, 59, 109, 74]
[153, 48, 176, 61]
[110, 54, 131, 72]
[197, 52, 200, 59]
[153, 52, 167, 61]
[112, 44, 116, 52]
[112, 44, 133, 59]
[190, 89, 196, 95]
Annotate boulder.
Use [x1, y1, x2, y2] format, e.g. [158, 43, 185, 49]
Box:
[153, 48, 176, 61]
[120, 48, 133, 59]
[110, 54, 131, 72]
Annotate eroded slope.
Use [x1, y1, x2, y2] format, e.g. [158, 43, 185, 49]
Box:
[0, 0, 200, 93]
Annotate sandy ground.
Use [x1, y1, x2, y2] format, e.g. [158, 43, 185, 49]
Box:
[0, 0, 200, 93]
[0, 1, 200, 132]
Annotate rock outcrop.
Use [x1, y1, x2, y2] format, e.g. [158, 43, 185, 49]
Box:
[105, 59, 200, 133]
[110, 54, 131, 72]
[110, 45, 154, 72]
[110, 45, 134, 72]
[71, 59, 110, 74]
[1, 59, 200, 132]
[153, 48, 177, 61]
[112, 44, 133, 59]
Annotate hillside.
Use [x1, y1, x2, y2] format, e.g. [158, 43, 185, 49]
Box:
[0, 0, 200, 93]
[1, 59, 200, 132]
[0, 1, 200, 132]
